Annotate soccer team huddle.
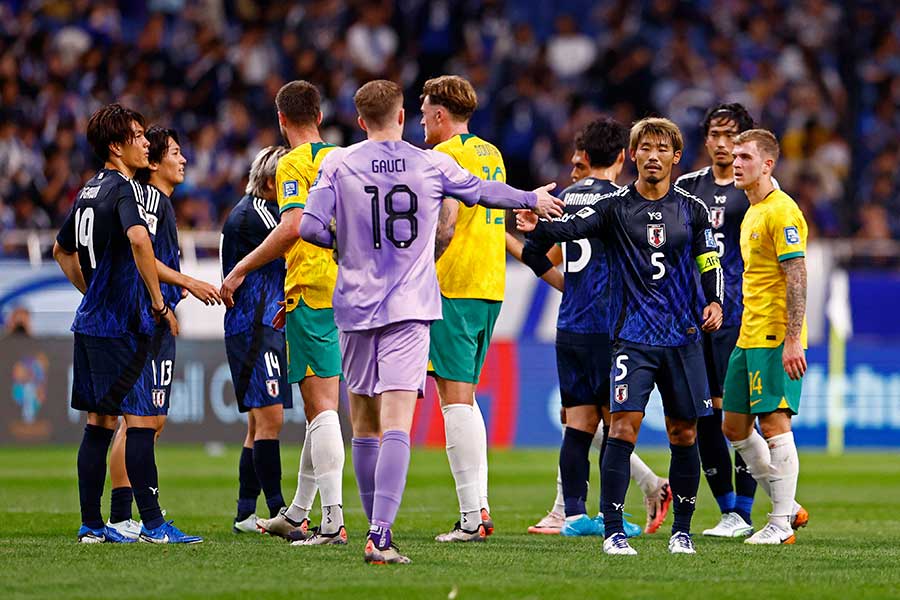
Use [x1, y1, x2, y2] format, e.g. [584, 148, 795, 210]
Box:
[55, 73, 810, 563]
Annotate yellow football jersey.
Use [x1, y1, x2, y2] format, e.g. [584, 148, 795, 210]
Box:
[434, 134, 507, 301]
[737, 189, 809, 349]
[276, 141, 338, 311]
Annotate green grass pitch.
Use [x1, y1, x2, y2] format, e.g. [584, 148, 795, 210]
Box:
[1, 445, 899, 599]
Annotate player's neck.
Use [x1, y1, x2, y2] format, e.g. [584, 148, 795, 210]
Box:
[148, 177, 174, 197]
[635, 177, 670, 200]
[711, 162, 734, 186]
[366, 127, 403, 142]
[437, 122, 469, 144]
[105, 159, 134, 180]
[745, 177, 776, 205]
[285, 125, 322, 149]
[589, 166, 619, 182]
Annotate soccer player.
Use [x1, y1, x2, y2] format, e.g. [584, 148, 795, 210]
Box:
[676, 104, 759, 537]
[520, 117, 724, 555]
[220, 81, 345, 545]
[53, 104, 200, 544]
[418, 75, 502, 542]
[515, 118, 669, 537]
[299, 80, 562, 564]
[722, 129, 809, 545]
[104, 125, 222, 540]
[221, 146, 295, 535]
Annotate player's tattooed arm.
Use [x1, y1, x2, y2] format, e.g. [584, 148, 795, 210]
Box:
[435, 198, 458, 261]
[781, 256, 807, 380]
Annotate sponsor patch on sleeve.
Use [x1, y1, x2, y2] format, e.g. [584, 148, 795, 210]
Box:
[282, 180, 298, 198]
[576, 207, 595, 219]
[784, 226, 800, 245]
[704, 228, 715, 249]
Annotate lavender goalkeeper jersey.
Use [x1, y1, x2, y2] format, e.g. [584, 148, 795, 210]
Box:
[302, 139, 537, 332]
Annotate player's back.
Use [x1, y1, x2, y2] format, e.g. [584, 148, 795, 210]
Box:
[317, 140, 456, 331]
[57, 169, 153, 337]
[557, 177, 618, 335]
[139, 184, 182, 309]
[221, 194, 285, 336]
[433, 134, 506, 301]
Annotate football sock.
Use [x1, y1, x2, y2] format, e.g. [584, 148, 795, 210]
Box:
[125, 427, 164, 530]
[472, 396, 490, 512]
[552, 468, 565, 516]
[600, 437, 634, 537]
[252, 439, 284, 518]
[767, 431, 799, 530]
[321, 504, 343, 535]
[77, 424, 114, 529]
[351, 437, 380, 522]
[109, 486, 133, 523]
[236, 445, 260, 521]
[559, 426, 593, 517]
[731, 429, 772, 498]
[286, 422, 317, 523]
[371, 430, 410, 529]
[630, 451, 660, 498]
[309, 410, 344, 517]
[697, 409, 735, 512]
[442, 404, 481, 516]
[734, 452, 756, 524]
[669, 442, 700, 535]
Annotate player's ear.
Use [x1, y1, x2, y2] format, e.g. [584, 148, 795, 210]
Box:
[317, 111, 324, 126]
[357, 116, 368, 133]
[108, 141, 122, 158]
[149, 161, 160, 173]
[277, 111, 286, 128]
[616, 149, 625, 166]
[672, 149, 682, 165]
[398, 108, 405, 127]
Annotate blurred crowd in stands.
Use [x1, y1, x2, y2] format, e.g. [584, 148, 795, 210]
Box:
[0, 0, 898, 243]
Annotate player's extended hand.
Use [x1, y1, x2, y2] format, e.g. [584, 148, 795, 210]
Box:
[531, 183, 564, 219]
[783, 336, 807, 380]
[515, 209, 539, 232]
[219, 270, 245, 309]
[186, 277, 222, 306]
[701, 302, 723, 332]
[271, 300, 287, 329]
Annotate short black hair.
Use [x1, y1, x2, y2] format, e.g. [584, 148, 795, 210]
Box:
[135, 125, 180, 184]
[275, 80, 321, 126]
[86, 103, 146, 162]
[701, 103, 755, 136]
[575, 117, 629, 168]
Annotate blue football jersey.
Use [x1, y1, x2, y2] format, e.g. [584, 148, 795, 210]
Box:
[528, 183, 720, 347]
[56, 169, 154, 336]
[137, 184, 182, 308]
[221, 195, 285, 337]
[676, 167, 747, 328]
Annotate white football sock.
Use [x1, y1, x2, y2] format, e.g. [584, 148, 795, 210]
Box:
[591, 425, 604, 451]
[472, 396, 490, 512]
[308, 410, 344, 530]
[767, 431, 799, 530]
[630, 452, 660, 497]
[731, 429, 772, 498]
[285, 420, 318, 523]
[443, 403, 481, 515]
[552, 467, 565, 515]
[321, 504, 343, 535]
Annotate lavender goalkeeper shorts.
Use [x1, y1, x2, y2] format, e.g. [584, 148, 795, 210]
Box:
[339, 320, 430, 397]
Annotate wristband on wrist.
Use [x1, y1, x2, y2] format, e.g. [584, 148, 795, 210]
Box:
[151, 304, 169, 317]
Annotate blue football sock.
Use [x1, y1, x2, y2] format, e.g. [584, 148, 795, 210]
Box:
[237, 446, 260, 520]
[734, 451, 757, 523]
[669, 442, 701, 535]
[560, 427, 593, 517]
[697, 409, 735, 511]
[253, 439, 284, 518]
[715, 491, 737, 514]
[109, 486, 133, 523]
[734, 495, 754, 525]
[600, 437, 634, 537]
[77, 424, 114, 529]
[125, 427, 165, 529]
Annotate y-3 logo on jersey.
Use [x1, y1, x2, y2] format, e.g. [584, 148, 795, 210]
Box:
[714, 194, 727, 205]
[647, 224, 666, 248]
[647, 212, 662, 220]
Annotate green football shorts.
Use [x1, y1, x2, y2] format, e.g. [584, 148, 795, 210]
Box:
[285, 297, 342, 383]
[428, 297, 502, 384]
[722, 344, 802, 415]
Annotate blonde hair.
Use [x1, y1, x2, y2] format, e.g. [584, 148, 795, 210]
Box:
[354, 80, 404, 128]
[629, 117, 684, 153]
[246, 145, 288, 197]
[733, 128, 780, 162]
[421, 75, 478, 121]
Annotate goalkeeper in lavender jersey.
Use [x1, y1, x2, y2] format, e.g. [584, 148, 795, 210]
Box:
[299, 80, 563, 565]
[522, 118, 724, 556]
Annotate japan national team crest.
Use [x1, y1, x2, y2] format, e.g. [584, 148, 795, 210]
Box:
[151, 389, 166, 408]
[266, 379, 280, 398]
[710, 206, 725, 229]
[614, 384, 629, 405]
[647, 224, 666, 248]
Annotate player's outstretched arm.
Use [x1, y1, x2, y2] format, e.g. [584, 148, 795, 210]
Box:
[156, 259, 221, 305]
[52, 242, 87, 294]
[220, 207, 301, 307]
[299, 184, 337, 249]
[435, 198, 459, 261]
[781, 257, 808, 380]
[127, 225, 178, 336]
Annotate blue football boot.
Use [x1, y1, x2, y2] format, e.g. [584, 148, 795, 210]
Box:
[77, 524, 135, 544]
[561, 514, 604, 536]
[592, 513, 643, 538]
[139, 520, 203, 544]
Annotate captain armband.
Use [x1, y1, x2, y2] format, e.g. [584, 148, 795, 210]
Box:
[695, 251, 721, 274]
